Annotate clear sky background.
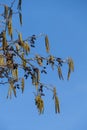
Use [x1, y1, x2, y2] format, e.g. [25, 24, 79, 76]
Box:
[0, 0, 87, 130]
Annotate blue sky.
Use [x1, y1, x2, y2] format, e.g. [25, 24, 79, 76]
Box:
[0, 0, 87, 130]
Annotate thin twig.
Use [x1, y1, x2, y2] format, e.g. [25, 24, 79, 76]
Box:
[39, 82, 53, 91]
[0, 81, 8, 85]
[10, 0, 16, 8]
[25, 33, 45, 42]
[13, 49, 35, 68]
